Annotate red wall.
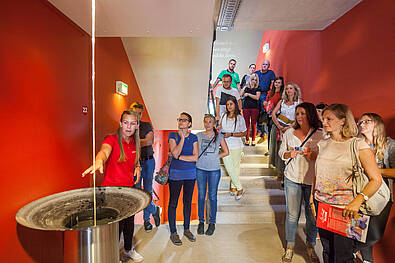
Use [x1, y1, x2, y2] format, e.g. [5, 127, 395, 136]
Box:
[256, 0, 395, 261]
[0, 0, 90, 262]
[0, 0, 150, 262]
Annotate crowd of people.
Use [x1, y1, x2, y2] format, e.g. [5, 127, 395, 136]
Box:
[211, 59, 394, 263]
[80, 58, 394, 263]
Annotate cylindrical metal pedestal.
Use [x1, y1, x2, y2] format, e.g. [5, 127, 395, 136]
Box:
[64, 223, 119, 263]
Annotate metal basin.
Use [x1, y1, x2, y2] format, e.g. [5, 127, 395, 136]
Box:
[16, 186, 152, 262]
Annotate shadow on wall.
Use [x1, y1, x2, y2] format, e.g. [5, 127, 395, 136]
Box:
[16, 224, 63, 263]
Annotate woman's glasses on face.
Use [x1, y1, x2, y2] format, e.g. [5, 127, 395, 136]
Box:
[358, 119, 373, 126]
[177, 118, 189, 123]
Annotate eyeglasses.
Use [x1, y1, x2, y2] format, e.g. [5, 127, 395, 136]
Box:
[177, 118, 189, 123]
[222, 80, 232, 83]
[358, 119, 373, 126]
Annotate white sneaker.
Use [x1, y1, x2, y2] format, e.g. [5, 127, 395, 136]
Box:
[123, 249, 144, 262]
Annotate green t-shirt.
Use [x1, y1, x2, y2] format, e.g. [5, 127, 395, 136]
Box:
[217, 69, 240, 90]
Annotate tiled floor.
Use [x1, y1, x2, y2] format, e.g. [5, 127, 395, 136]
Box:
[129, 223, 322, 263]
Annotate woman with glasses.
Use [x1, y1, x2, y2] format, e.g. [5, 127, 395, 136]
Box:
[219, 97, 247, 199]
[240, 73, 261, 146]
[196, 114, 229, 236]
[167, 112, 199, 246]
[82, 110, 143, 262]
[353, 113, 394, 263]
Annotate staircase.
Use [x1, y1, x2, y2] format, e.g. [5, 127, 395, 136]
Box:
[216, 142, 288, 225]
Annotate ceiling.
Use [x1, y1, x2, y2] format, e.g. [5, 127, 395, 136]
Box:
[234, 0, 361, 30]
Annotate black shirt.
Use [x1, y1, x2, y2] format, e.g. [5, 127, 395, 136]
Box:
[242, 88, 260, 109]
[139, 121, 154, 158]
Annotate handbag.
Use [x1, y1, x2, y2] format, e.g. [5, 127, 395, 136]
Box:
[154, 152, 172, 185]
[350, 138, 390, 215]
[258, 110, 269, 125]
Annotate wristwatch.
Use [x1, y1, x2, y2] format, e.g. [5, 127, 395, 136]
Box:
[359, 192, 369, 202]
[231, 132, 234, 136]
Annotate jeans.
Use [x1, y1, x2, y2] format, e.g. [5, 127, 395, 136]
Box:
[135, 158, 158, 221]
[119, 215, 135, 251]
[222, 148, 243, 190]
[242, 109, 259, 141]
[284, 177, 317, 246]
[168, 179, 196, 234]
[196, 168, 221, 224]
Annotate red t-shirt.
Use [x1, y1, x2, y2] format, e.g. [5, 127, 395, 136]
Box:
[265, 91, 282, 112]
[101, 134, 136, 187]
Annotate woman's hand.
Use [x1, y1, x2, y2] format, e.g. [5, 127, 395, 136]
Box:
[223, 132, 231, 138]
[82, 160, 104, 177]
[134, 166, 142, 184]
[178, 130, 185, 139]
[343, 196, 364, 219]
[289, 149, 300, 158]
[281, 126, 290, 133]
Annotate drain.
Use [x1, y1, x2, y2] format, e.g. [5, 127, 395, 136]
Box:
[63, 207, 118, 229]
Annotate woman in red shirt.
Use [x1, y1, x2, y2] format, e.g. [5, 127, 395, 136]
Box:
[82, 110, 143, 263]
[266, 76, 284, 153]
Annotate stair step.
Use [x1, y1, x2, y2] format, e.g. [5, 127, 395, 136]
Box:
[242, 145, 268, 155]
[218, 176, 282, 190]
[216, 205, 285, 224]
[220, 165, 277, 176]
[217, 189, 285, 205]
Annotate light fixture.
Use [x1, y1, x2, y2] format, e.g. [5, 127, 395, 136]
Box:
[262, 42, 270, 53]
[216, 0, 241, 31]
[116, 81, 128, 96]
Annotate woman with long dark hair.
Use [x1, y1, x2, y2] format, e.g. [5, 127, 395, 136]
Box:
[196, 114, 229, 236]
[266, 76, 285, 152]
[82, 110, 143, 262]
[353, 113, 394, 262]
[278, 102, 323, 263]
[167, 112, 199, 246]
[219, 97, 247, 200]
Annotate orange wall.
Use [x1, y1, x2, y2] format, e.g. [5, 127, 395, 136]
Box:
[0, 0, 150, 262]
[256, 0, 395, 261]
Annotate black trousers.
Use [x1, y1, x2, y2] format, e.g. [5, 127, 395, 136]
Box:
[119, 215, 135, 251]
[168, 179, 195, 234]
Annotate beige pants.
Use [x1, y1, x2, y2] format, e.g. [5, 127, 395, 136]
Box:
[222, 148, 243, 191]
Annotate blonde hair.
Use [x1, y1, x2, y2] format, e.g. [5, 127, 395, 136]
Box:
[282, 83, 302, 103]
[117, 110, 140, 165]
[323, 104, 358, 139]
[358, 113, 387, 161]
[245, 73, 259, 90]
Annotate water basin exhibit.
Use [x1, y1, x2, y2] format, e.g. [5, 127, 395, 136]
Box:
[16, 186, 151, 231]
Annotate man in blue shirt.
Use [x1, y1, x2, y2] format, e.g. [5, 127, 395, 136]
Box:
[255, 60, 276, 140]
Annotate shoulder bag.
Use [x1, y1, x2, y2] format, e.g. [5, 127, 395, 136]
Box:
[154, 152, 172, 185]
[350, 138, 390, 215]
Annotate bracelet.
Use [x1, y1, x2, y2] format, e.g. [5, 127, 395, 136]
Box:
[231, 132, 234, 137]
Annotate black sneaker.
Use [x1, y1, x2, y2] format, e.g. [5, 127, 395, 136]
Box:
[170, 233, 182, 246]
[183, 230, 196, 242]
[153, 206, 161, 227]
[205, 223, 215, 236]
[197, 222, 205, 235]
[144, 220, 152, 232]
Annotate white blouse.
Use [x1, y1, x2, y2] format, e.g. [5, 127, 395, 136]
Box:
[279, 128, 324, 185]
